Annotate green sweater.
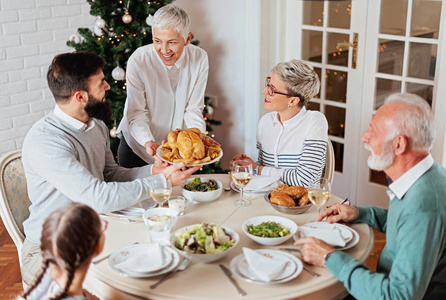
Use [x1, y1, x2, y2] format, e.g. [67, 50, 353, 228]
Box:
[326, 163, 446, 299]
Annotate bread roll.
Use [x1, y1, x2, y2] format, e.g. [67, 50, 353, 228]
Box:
[270, 193, 295, 207]
[283, 186, 307, 199]
[298, 193, 311, 206]
[272, 184, 289, 194]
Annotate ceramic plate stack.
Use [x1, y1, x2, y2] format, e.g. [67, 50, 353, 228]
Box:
[230, 249, 303, 284]
[109, 243, 180, 278]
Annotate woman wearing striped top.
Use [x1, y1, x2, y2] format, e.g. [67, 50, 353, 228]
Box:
[232, 59, 328, 187]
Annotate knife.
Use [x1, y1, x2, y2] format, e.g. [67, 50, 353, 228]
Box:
[279, 247, 301, 253]
[218, 264, 246, 296]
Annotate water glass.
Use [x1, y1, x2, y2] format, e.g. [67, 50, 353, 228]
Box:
[168, 196, 187, 215]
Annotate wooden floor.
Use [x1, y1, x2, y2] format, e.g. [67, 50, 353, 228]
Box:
[0, 218, 386, 299]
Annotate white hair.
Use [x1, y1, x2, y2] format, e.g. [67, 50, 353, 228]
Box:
[271, 59, 320, 107]
[384, 93, 436, 151]
[151, 4, 190, 42]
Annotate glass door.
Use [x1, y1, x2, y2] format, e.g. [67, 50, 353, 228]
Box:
[283, 0, 445, 207]
[357, 0, 445, 207]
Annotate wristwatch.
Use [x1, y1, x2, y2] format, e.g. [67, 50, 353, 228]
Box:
[253, 165, 260, 175]
[324, 252, 334, 265]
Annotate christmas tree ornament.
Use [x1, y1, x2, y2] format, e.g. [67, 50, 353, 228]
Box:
[68, 33, 81, 44]
[112, 65, 125, 81]
[122, 12, 132, 24]
[110, 120, 118, 138]
[95, 17, 106, 28]
[93, 25, 103, 36]
[206, 105, 214, 118]
[146, 14, 154, 26]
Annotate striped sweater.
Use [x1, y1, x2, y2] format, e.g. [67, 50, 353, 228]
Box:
[257, 107, 328, 187]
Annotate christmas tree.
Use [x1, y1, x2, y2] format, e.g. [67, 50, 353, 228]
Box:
[67, 0, 225, 173]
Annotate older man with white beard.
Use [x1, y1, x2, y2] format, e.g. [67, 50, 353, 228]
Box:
[294, 93, 446, 300]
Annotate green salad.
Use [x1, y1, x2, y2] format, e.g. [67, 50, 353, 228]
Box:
[246, 221, 290, 238]
[184, 178, 219, 192]
[174, 223, 236, 254]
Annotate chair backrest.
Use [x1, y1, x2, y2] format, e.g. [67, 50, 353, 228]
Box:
[324, 140, 335, 185]
[0, 150, 31, 253]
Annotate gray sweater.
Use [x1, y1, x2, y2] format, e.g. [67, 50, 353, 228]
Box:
[22, 111, 162, 243]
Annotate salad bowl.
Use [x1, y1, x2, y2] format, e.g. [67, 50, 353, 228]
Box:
[170, 224, 239, 263]
[182, 177, 223, 203]
[242, 216, 298, 246]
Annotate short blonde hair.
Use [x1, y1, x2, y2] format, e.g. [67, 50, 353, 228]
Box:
[272, 59, 320, 107]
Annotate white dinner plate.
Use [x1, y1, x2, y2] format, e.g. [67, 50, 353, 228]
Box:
[156, 143, 223, 167]
[230, 250, 303, 284]
[109, 244, 179, 278]
[237, 250, 297, 281]
[230, 180, 280, 194]
[295, 222, 359, 250]
[109, 198, 156, 217]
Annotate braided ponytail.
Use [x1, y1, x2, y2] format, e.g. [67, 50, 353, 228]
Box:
[20, 258, 51, 299]
[21, 203, 101, 299]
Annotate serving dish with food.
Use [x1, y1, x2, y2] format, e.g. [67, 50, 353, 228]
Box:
[182, 177, 223, 203]
[264, 184, 312, 215]
[156, 128, 223, 166]
[170, 223, 239, 263]
[242, 216, 298, 246]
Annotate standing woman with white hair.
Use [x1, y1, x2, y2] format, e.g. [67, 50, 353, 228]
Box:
[117, 4, 209, 167]
[232, 59, 328, 187]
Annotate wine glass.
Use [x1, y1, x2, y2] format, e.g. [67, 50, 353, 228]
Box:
[231, 160, 253, 207]
[307, 178, 331, 218]
[149, 177, 172, 208]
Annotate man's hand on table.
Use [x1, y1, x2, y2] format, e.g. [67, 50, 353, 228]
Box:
[318, 203, 358, 223]
[293, 237, 336, 267]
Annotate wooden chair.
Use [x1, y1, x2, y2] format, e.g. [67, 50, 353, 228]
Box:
[324, 140, 335, 185]
[0, 150, 31, 288]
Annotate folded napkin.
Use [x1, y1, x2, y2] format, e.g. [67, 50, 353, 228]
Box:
[298, 226, 346, 247]
[243, 248, 287, 282]
[244, 175, 280, 191]
[114, 244, 165, 273]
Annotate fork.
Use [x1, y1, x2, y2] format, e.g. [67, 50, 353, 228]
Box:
[150, 258, 191, 289]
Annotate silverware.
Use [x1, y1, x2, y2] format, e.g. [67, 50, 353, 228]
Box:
[150, 258, 191, 289]
[93, 242, 139, 264]
[224, 187, 231, 191]
[279, 248, 321, 277]
[279, 247, 301, 253]
[219, 264, 246, 296]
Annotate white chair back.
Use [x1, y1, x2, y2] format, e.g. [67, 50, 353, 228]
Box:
[0, 150, 31, 264]
[324, 140, 335, 185]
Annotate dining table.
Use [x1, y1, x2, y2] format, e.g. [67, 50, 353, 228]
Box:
[85, 174, 374, 300]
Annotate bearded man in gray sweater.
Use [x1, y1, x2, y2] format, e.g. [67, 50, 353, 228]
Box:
[20, 52, 200, 285]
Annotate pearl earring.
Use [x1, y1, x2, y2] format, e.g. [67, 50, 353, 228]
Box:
[288, 104, 291, 108]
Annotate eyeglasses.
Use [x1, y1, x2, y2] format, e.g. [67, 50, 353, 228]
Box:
[265, 77, 294, 97]
[100, 219, 108, 235]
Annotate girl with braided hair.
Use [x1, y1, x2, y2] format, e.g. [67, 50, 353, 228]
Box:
[18, 203, 105, 300]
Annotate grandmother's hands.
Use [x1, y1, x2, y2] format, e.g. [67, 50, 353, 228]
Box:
[230, 154, 256, 169]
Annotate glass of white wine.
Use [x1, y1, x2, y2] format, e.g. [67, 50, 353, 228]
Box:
[149, 177, 172, 208]
[231, 160, 253, 207]
[307, 178, 331, 218]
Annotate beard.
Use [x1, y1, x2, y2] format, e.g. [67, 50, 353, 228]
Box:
[84, 93, 112, 123]
[365, 140, 395, 171]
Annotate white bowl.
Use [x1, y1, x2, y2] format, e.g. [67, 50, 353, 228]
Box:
[182, 177, 223, 203]
[170, 224, 239, 263]
[242, 216, 298, 246]
[142, 207, 179, 227]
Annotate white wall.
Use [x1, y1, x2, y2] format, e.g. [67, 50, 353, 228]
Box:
[0, 0, 95, 154]
[0, 0, 256, 170]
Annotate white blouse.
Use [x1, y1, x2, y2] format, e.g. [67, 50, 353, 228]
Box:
[257, 107, 328, 187]
[117, 43, 208, 163]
